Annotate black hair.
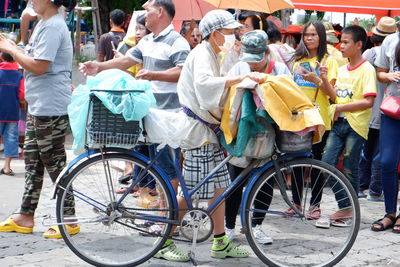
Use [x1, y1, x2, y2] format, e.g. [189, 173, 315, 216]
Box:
[136, 14, 151, 34]
[370, 34, 385, 45]
[342, 25, 367, 51]
[245, 14, 268, 33]
[266, 20, 281, 43]
[238, 10, 267, 21]
[1, 52, 14, 62]
[110, 9, 125, 27]
[52, 0, 77, 11]
[396, 33, 400, 68]
[152, 0, 175, 19]
[293, 20, 327, 63]
[234, 31, 240, 41]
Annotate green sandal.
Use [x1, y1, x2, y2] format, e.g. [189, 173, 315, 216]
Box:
[211, 241, 249, 259]
[153, 243, 190, 262]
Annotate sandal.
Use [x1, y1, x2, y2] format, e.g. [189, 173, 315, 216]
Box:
[283, 204, 302, 216]
[0, 168, 15, 176]
[211, 241, 249, 258]
[0, 218, 33, 234]
[116, 185, 138, 194]
[137, 194, 160, 209]
[43, 224, 80, 238]
[153, 243, 190, 262]
[306, 206, 321, 220]
[331, 218, 352, 227]
[118, 173, 133, 185]
[392, 215, 400, 234]
[371, 214, 396, 232]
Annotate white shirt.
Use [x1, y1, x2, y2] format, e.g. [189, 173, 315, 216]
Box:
[177, 41, 228, 149]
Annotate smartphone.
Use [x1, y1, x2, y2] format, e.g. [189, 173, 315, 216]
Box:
[110, 41, 116, 50]
[299, 62, 312, 72]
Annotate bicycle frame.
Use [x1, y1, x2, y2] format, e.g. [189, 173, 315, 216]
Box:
[52, 145, 311, 228]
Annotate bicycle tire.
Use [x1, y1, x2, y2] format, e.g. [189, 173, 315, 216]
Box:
[244, 158, 360, 267]
[56, 153, 175, 266]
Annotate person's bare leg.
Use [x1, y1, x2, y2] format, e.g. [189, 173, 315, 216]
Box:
[3, 157, 12, 173]
[209, 188, 225, 235]
[8, 214, 34, 228]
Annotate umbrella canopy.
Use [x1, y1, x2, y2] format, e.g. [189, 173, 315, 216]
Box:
[292, 0, 400, 17]
[173, 0, 216, 21]
[203, 0, 295, 14]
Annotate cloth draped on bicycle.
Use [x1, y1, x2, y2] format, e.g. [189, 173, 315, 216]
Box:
[68, 69, 156, 154]
[220, 74, 325, 158]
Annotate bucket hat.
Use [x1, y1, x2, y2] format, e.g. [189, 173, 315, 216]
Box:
[239, 30, 268, 63]
[199, 10, 242, 39]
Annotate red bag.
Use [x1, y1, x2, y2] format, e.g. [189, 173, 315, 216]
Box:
[380, 96, 400, 120]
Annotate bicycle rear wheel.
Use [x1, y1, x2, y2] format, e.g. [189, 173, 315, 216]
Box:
[244, 158, 360, 267]
[56, 153, 175, 266]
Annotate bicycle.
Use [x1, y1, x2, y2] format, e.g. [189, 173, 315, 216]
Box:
[50, 91, 360, 267]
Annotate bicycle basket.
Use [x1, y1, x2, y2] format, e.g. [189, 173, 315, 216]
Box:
[87, 94, 142, 146]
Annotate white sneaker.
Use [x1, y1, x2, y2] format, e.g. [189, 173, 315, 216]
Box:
[225, 227, 236, 242]
[252, 225, 273, 245]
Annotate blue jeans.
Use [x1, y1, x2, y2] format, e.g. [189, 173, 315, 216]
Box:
[134, 144, 179, 190]
[322, 118, 365, 209]
[0, 122, 19, 158]
[358, 128, 382, 197]
[380, 114, 400, 214]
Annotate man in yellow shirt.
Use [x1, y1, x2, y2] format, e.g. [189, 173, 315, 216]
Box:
[322, 26, 377, 227]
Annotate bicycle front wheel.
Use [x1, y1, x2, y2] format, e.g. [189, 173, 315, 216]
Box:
[244, 158, 360, 267]
[56, 153, 175, 266]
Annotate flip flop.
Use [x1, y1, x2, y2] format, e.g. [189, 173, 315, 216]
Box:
[0, 218, 33, 234]
[43, 224, 80, 239]
[0, 168, 15, 176]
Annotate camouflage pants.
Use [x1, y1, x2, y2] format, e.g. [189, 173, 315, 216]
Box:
[20, 114, 73, 215]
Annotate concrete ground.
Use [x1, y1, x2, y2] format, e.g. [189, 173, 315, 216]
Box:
[1, 135, 400, 267]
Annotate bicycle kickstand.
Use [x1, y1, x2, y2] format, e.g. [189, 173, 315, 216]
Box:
[189, 223, 199, 266]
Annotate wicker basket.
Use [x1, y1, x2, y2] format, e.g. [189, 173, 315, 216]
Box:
[87, 94, 142, 146]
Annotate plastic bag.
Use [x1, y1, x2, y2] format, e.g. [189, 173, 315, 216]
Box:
[68, 69, 156, 154]
[68, 84, 91, 154]
[144, 108, 190, 150]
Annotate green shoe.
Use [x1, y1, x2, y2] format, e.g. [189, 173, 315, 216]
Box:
[153, 243, 190, 262]
[211, 241, 249, 259]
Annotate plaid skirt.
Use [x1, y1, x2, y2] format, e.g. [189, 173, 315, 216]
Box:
[181, 144, 230, 199]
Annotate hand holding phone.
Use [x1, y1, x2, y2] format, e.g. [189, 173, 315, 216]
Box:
[299, 62, 312, 73]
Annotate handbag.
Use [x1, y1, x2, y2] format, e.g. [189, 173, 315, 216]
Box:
[380, 95, 400, 120]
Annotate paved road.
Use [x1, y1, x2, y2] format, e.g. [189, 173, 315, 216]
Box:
[1, 136, 400, 267]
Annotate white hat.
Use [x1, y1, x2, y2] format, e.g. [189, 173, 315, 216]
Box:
[199, 10, 242, 39]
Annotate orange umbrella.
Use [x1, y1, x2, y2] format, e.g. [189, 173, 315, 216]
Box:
[173, 0, 216, 21]
[203, 0, 295, 13]
[292, 0, 400, 17]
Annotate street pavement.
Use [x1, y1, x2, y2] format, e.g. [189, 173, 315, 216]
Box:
[1, 136, 400, 267]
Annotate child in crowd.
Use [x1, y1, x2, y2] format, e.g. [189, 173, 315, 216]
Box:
[0, 51, 25, 176]
[322, 25, 377, 226]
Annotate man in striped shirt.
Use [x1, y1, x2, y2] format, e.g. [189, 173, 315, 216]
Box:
[79, 0, 190, 228]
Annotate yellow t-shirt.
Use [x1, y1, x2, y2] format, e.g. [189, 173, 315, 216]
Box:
[335, 60, 377, 139]
[293, 55, 338, 130]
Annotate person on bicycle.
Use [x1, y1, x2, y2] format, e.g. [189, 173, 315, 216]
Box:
[152, 10, 264, 262]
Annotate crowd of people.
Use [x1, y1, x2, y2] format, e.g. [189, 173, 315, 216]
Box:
[1, 0, 400, 263]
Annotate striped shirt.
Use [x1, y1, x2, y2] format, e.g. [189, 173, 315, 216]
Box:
[128, 24, 190, 110]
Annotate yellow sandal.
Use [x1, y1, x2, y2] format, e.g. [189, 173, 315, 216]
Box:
[43, 224, 80, 239]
